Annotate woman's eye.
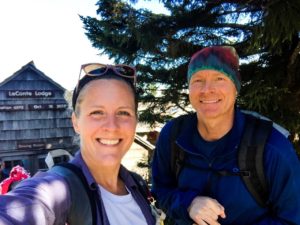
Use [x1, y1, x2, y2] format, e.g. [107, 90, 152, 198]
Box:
[90, 110, 104, 116]
[117, 111, 131, 116]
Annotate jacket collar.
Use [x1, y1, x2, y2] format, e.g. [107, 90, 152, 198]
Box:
[71, 152, 138, 190]
[176, 108, 246, 156]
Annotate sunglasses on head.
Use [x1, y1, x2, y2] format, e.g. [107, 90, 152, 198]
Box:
[77, 63, 137, 89]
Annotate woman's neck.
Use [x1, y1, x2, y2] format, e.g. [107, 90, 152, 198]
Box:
[83, 156, 127, 195]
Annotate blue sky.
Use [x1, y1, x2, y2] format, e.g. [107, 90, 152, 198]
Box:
[0, 0, 167, 90]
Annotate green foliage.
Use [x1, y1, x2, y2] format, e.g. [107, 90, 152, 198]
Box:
[240, 84, 287, 113]
[250, 0, 300, 53]
[80, 0, 300, 144]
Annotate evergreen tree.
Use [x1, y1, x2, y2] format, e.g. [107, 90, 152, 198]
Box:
[80, 0, 300, 151]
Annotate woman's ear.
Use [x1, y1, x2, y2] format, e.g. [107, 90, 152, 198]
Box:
[71, 112, 80, 134]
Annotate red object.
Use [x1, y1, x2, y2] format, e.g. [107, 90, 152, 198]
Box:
[0, 165, 30, 194]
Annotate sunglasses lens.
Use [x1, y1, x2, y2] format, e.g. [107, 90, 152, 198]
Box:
[83, 64, 106, 75]
[89, 67, 107, 75]
[79, 64, 136, 88]
[115, 65, 135, 77]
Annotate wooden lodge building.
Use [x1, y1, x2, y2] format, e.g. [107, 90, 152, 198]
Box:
[0, 61, 76, 174]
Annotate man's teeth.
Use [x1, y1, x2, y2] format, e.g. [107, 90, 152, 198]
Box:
[99, 139, 120, 145]
[201, 100, 219, 103]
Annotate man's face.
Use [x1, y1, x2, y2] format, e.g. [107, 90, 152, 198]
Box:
[189, 70, 237, 121]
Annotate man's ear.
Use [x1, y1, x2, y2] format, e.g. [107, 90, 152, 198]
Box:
[71, 112, 80, 134]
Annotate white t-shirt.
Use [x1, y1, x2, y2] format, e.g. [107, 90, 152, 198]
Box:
[99, 185, 148, 225]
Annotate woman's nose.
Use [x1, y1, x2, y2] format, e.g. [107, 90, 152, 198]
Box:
[102, 115, 118, 131]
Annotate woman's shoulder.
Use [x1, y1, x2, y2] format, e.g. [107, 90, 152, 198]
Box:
[18, 169, 70, 193]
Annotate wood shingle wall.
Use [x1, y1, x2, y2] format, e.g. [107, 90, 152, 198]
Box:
[0, 61, 76, 174]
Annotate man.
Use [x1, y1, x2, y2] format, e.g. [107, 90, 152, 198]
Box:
[151, 46, 300, 225]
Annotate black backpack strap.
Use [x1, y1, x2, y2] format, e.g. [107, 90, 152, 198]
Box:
[50, 163, 97, 225]
[238, 115, 273, 208]
[170, 114, 191, 180]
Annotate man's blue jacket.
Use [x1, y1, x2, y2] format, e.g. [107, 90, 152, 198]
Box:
[151, 109, 300, 225]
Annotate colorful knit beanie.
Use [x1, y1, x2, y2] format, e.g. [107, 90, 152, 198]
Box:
[187, 46, 241, 92]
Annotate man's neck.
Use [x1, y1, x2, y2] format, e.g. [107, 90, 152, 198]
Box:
[197, 112, 235, 141]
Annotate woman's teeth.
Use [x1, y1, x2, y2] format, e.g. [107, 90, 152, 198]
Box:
[98, 139, 120, 145]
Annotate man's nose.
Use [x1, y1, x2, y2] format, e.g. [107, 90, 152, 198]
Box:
[200, 80, 215, 92]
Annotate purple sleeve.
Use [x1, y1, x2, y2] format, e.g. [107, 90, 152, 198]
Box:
[0, 172, 71, 225]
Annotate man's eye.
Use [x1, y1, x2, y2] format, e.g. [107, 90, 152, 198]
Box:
[194, 79, 204, 83]
[216, 77, 225, 81]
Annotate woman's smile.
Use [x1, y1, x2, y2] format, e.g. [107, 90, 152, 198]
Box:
[97, 138, 120, 146]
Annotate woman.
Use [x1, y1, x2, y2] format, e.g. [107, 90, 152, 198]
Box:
[0, 63, 156, 225]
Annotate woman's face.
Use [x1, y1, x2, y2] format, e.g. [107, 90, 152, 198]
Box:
[72, 79, 137, 168]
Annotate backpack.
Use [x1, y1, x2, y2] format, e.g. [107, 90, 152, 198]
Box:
[49, 163, 153, 225]
[49, 163, 97, 225]
[170, 113, 273, 208]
